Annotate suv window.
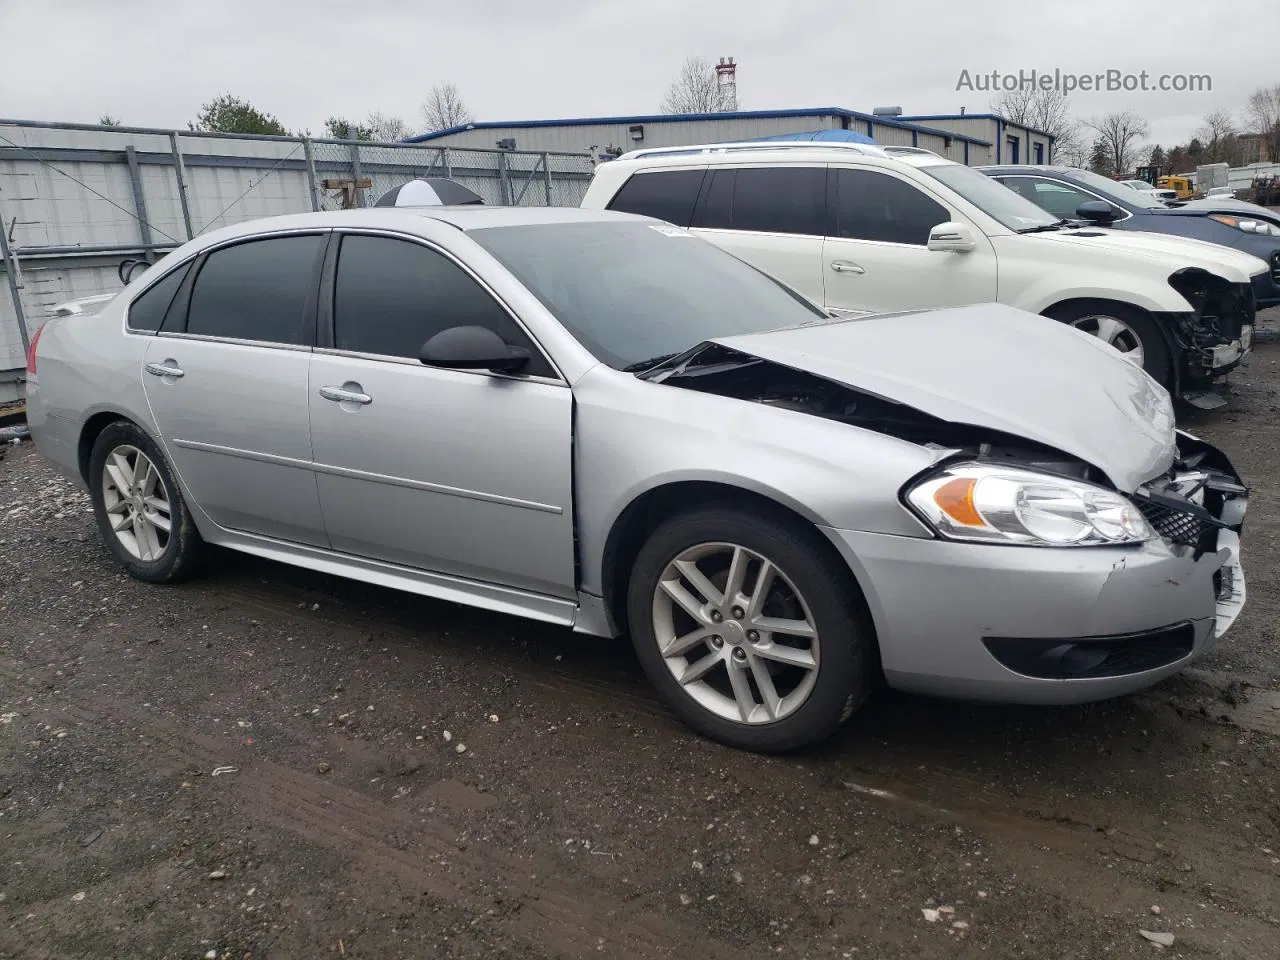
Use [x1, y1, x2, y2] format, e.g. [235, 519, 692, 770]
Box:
[833, 169, 949, 245]
[185, 235, 324, 344]
[332, 234, 554, 378]
[694, 167, 827, 236]
[127, 261, 190, 332]
[998, 176, 1094, 220]
[606, 169, 705, 226]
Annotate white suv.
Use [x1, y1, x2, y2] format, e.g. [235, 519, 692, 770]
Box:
[581, 142, 1266, 406]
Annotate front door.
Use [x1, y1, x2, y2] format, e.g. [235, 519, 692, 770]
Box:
[822, 167, 998, 315]
[140, 232, 330, 547]
[307, 232, 575, 599]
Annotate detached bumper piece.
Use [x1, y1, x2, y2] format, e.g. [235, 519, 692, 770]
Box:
[983, 624, 1196, 680]
[1161, 273, 1257, 393]
[1136, 433, 1249, 638]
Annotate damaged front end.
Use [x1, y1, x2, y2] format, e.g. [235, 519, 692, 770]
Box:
[1160, 270, 1257, 409]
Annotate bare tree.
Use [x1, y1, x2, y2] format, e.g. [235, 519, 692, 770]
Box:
[990, 87, 1080, 162]
[420, 84, 474, 133]
[1195, 108, 1240, 165]
[364, 111, 408, 142]
[1246, 84, 1280, 162]
[660, 57, 736, 114]
[1084, 111, 1150, 177]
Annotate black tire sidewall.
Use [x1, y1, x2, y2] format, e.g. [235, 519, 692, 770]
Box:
[626, 505, 872, 753]
[88, 421, 202, 583]
[1046, 301, 1173, 388]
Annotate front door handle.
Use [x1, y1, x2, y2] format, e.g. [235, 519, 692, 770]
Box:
[829, 260, 865, 275]
[319, 384, 372, 405]
[144, 360, 184, 378]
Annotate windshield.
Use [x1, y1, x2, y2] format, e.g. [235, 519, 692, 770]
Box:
[469, 221, 828, 370]
[915, 162, 1061, 230]
[1066, 169, 1169, 209]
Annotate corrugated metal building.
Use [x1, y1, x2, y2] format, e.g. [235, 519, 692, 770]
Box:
[897, 113, 1054, 166]
[405, 107, 1055, 167]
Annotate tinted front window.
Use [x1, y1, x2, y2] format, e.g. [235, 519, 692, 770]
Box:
[607, 169, 705, 226]
[470, 221, 828, 371]
[186, 235, 323, 344]
[834, 169, 949, 245]
[127, 261, 189, 331]
[333, 235, 551, 376]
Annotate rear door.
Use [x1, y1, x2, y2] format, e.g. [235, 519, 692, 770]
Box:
[688, 165, 829, 307]
[141, 231, 330, 547]
[823, 167, 997, 315]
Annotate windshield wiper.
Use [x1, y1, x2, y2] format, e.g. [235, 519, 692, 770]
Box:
[621, 352, 682, 374]
[1016, 219, 1069, 233]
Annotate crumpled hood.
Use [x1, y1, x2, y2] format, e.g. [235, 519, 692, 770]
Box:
[1025, 227, 1268, 281]
[711, 302, 1178, 492]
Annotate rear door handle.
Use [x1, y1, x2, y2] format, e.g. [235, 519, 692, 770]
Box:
[829, 260, 865, 275]
[319, 384, 372, 405]
[144, 361, 184, 378]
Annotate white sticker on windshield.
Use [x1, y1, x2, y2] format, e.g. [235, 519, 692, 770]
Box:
[648, 224, 694, 237]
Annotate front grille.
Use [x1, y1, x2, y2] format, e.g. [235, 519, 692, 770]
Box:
[1138, 499, 1217, 549]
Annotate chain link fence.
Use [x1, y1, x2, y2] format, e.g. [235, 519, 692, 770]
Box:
[0, 119, 598, 400]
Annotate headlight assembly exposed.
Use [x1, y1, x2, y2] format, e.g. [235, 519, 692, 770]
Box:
[905, 463, 1156, 547]
[1208, 214, 1280, 237]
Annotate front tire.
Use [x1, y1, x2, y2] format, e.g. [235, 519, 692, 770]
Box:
[88, 421, 204, 583]
[626, 504, 874, 753]
[1043, 300, 1173, 388]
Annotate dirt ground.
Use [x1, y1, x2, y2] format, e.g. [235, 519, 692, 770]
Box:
[2, 315, 1278, 960]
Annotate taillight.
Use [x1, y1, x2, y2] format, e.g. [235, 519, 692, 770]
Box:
[26, 322, 45, 375]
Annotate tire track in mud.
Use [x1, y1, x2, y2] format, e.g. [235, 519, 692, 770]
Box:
[0, 657, 749, 960]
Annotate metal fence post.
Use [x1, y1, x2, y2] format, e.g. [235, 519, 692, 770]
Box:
[442, 147, 452, 179]
[543, 153, 553, 206]
[124, 146, 155, 262]
[302, 137, 321, 212]
[0, 209, 28, 352]
[168, 132, 195, 239]
[350, 140, 365, 207]
[498, 151, 511, 205]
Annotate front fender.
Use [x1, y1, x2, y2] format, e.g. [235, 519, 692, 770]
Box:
[1009, 277, 1192, 316]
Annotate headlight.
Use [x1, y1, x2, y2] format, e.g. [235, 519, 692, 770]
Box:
[905, 463, 1156, 547]
[1208, 214, 1280, 237]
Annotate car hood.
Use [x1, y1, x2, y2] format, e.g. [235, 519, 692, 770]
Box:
[1024, 227, 1267, 281]
[709, 302, 1177, 493]
[1172, 197, 1280, 224]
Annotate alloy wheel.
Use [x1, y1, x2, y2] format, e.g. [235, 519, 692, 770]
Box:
[101, 444, 172, 562]
[651, 542, 820, 725]
[1068, 314, 1145, 367]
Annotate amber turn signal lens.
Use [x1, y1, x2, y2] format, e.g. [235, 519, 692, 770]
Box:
[933, 477, 985, 527]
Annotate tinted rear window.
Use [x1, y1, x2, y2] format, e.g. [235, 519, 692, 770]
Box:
[126, 262, 190, 332]
[606, 169, 705, 226]
[185, 235, 324, 345]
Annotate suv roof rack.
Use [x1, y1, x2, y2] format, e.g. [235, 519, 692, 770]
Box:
[880, 145, 942, 157]
[617, 140, 890, 162]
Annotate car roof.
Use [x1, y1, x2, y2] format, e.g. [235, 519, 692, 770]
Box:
[977, 164, 1081, 175]
[603, 140, 961, 172]
[183, 205, 651, 248]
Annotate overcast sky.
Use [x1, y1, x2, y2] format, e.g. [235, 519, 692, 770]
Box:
[2, 0, 1276, 148]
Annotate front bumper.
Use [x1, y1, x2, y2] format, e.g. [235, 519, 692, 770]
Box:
[821, 440, 1248, 706]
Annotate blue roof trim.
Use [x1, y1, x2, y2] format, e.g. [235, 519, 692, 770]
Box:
[743, 129, 879, 145]
[898, 113, 1056, 141]
[406, 108, 991, 146]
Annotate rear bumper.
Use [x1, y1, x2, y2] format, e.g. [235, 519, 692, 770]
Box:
[24, 381, 86, 490]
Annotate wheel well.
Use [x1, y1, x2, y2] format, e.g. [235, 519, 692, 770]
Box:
[77, 412, 131, 483]
[600, 481, 874, 649]
[1040, 296, 1145, 322]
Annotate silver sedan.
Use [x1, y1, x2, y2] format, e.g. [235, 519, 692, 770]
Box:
[25, 206, 1249, 752]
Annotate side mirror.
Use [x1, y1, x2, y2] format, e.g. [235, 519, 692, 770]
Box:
[420, 325, 530, 374]
[1076, 200, 1121, 224]
[926, 222, 977, 253]
[118, 259, 149, 284]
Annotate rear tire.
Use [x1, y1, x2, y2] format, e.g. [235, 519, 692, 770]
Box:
[626, 504, 874, 753]
[1043, 300, 1173, 389]
[88, 421, 205, 583]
